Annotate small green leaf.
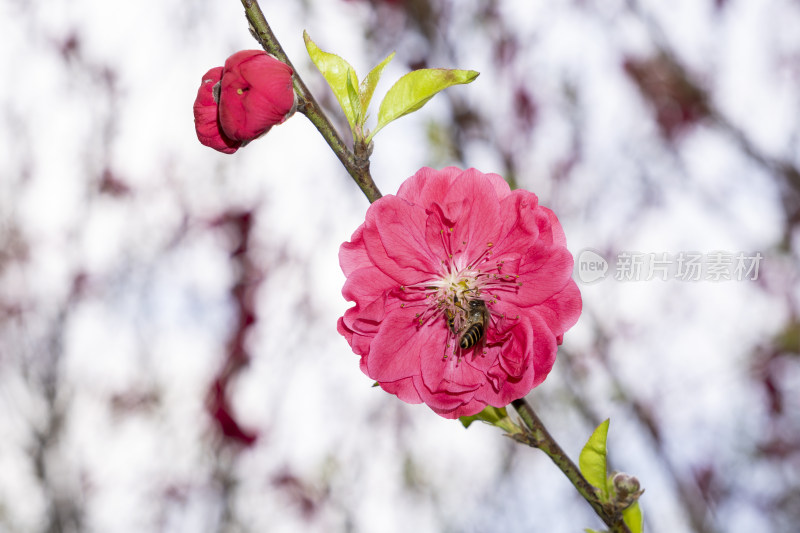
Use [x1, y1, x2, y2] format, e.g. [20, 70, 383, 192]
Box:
[459, 405, 506, 428]
[459, 405, 517, 433]
[346, 73, 361, 126]
[459, 414, 480, 429]
[359, 52, 395, 120]
[304, 31, 360, 130]
[579, 419, 611, 498]
[622, 502, 643, 533]
[583, 529, 604, 533]
[371, 68, 479, 140]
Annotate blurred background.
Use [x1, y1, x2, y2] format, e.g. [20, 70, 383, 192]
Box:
[1, 0, 799, 532]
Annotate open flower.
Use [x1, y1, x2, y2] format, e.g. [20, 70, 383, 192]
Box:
[193, 67, 242, 154]
[218, 50, 296, 142]
[338, 167, 582, 418]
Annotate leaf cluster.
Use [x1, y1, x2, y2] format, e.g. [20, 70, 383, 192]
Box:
[304, 31, 478, 145]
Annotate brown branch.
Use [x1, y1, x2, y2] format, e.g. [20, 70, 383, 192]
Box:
[239, 0, 382, 203]
[511, 398, 632, 533]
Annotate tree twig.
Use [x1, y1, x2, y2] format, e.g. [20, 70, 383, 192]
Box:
[238, 0, 382, 203]
[511, 398, 631, 533]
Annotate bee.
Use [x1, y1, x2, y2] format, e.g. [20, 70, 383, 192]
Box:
[445, 295, 460, 334]
[445, 307, 457, 334]
[458, 299, 489, 350]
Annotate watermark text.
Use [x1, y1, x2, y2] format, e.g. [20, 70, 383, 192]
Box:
[576, 249, 763, 284]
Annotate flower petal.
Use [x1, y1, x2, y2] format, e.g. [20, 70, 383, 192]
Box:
[536, 206, 567, 248]
[419, 352, 484, 396]
[365, 309, 432, 382]
[531, 279, 582, 338]
[437, 169, 504, 264]
[482, 310, 557, 404]
[218, 50, 295, 142]
[340, 225, 371, 276]
[417, 378, 479, 416]
[494, 190, 541, 256]
[505, 244, 575, 307]
[397, 167, 512, 205]
[341, 264, 396, 315]
[380, 377, 423, 404]
[362, 196, 441, 284]
[339, 293, 385, 357]
[193, 67, 242, 154]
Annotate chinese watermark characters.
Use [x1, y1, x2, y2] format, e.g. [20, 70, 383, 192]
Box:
[576, 249, 763, 284]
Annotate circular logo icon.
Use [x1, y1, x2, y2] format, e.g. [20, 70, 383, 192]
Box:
[576, 249, 608, 284]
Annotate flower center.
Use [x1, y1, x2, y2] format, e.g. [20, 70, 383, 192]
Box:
[396, 228, 522, 357]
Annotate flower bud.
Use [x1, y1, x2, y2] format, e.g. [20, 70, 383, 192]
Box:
[218, 50, 296, 142]
[612, 472, 644, 508]
[193, 67, 242, 154]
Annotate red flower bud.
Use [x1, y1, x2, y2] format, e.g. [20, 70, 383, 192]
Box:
[193, 67, 242, 154]
[218, 50, 295, 142]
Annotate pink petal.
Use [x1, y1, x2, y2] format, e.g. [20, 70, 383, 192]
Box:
[417, 383, 478, 415]
[528, 311, 559, 387]
[380, 377, 423, 404]
[397, 167, 512, 205]
[419, 352, 484, 396]
[339, 300, 382, 358]
[536, 206, 567, 247]
[365, 309, 429, 382]
[218, 50, 294, 142]
[482, 310, 556, 404]
[495, 191, 541, 255]
[193, 67, 242, 154]
[437, 170, 504, 263]
[457, 167, 513, 200]
[362, 196, 441, 284]
[396, 167, 459, 205]
[339, 225, 371, 276]
[439, 398, 491, 418]
[341, 265, 396, 313]
[505, 244, 575, 307]
[531, 280, 583, 338]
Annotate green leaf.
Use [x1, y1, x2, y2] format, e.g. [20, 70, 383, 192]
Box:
[583, 529, 604, 533]
[371, 68, 479, 140]
[459, 405, 518, 433]
[460, 405, 506, 428]
[346, 73, 361, 126]
[579, 419, 611, 498]
[304, 31, 360, 131]
[359, 52, 395, 120]
[622, 502, 643, 533]
[459, 414, 480, 429]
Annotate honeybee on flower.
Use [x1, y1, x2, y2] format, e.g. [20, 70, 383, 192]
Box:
[338, 167, 582, 419]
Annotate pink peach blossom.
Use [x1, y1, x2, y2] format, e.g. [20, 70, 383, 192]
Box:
[193, 67, 242, 154]
[218, 50, 295, 142]
[338, 167, 582, 418]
